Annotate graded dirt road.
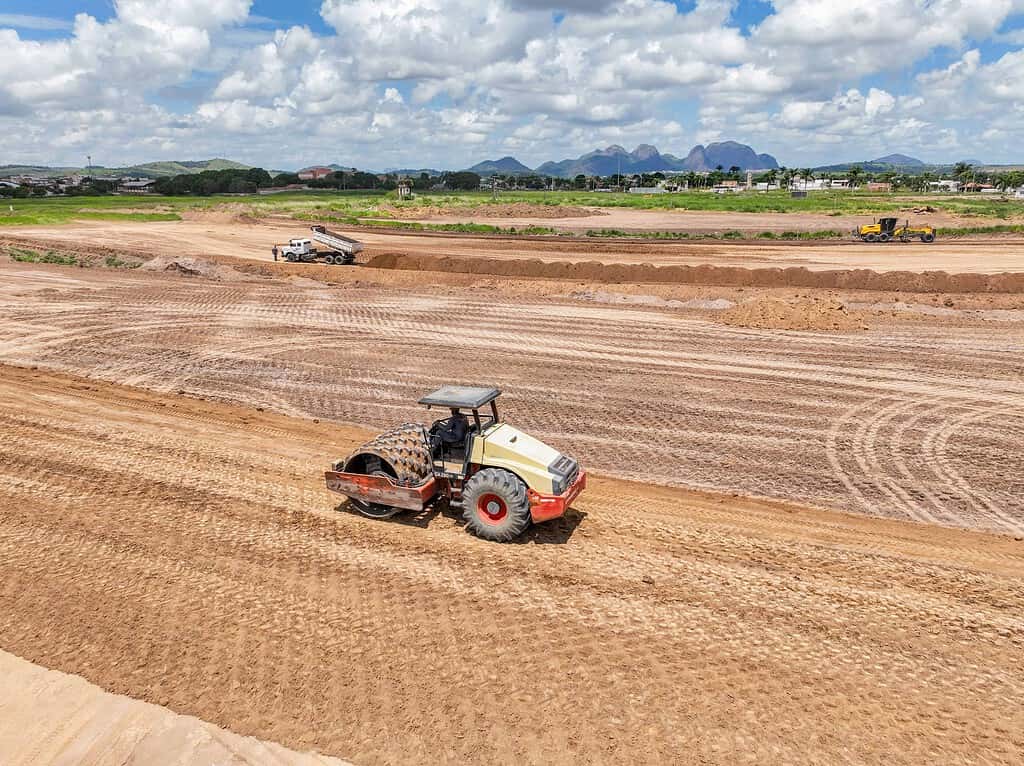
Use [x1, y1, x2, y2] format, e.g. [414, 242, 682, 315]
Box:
[395, 203, 990, 234]
[7, 217, 1024, 273]
[1, 365, 1022, 765]
[2, 259, 1023, 536]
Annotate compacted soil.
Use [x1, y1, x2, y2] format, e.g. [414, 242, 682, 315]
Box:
[1, 365, 1022, 765]
[2, 259, 1022, 536]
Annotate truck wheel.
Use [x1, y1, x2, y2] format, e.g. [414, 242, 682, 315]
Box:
[286, 253, 297, 263]
[323, 254, 336, 265]
[461, 468, 531, 542]
[922, 233, 935, 243]
[878, 233, 890, 242]
[865, 233, 878, 242]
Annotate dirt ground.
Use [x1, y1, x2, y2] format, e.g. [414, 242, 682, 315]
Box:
[1, 364, 1022, 765]
[3, 221, 1024, 764]
[392, 204, 996, 234]
[7, 217, 1024, 274]
[0, 650, 347, 765]
[2, 258, 1022, 536]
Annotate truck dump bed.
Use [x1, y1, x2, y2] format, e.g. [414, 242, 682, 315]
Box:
[311, 225, 364, 256]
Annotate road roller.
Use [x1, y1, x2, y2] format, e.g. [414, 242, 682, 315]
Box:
[325, 386, 586, 542]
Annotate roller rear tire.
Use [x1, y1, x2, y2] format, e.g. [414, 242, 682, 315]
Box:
[461, 468, 531, 542]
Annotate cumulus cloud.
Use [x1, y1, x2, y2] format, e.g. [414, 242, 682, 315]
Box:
[1, 0, 1023, 168]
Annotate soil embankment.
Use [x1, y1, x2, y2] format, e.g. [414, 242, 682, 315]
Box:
[365, 251, 1024, 293]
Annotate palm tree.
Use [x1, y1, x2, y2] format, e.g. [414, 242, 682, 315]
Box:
[847, 165, 864, 189]
[800, 168, 814, 189]
[763, 169, 778, 190]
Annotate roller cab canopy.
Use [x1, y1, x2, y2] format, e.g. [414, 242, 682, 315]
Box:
[418, 386, 501, 410]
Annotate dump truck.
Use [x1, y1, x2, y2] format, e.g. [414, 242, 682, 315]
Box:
[857, 217, 936, 243]
[325, 386, 586, 542]
[272, 225, 364, 264]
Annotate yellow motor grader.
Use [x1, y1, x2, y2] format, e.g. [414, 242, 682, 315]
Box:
[857, 217, 936, 243]
[325, 386, 586, 542]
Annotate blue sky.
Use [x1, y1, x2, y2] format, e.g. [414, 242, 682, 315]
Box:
[2, 1, 1023, 170]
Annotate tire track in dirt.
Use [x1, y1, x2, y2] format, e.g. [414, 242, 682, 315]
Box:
[1, 366, 1023, 765]
[1, 262, 1023, 534]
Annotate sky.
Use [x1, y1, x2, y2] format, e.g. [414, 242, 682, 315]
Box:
[2, 0, 1023, 171]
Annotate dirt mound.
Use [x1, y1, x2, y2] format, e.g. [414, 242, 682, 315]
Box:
[364, 252, 1024, 294]
[571, 290, 735, 310]
[384, 203, 603, 220]
[720, 295, 866, 331]
[141, 255, 248, 281]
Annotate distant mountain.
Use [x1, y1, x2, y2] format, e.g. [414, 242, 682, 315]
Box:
[682, 141, 780, 172]
[871, 154, 924, 167]
[386, 168, 443, 176]
[816, 154, 939, 173]
[535, 142, 777, 178]
[466, 156, 534, 175]
[0, 158, 250, 179]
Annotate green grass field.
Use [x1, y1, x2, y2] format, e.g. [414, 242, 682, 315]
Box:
[2, 188, 1021, 229]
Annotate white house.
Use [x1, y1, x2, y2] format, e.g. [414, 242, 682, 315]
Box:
[928, 180, 960, 193]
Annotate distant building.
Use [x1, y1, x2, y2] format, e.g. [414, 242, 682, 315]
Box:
[962, 182, 996, 193]
[116, 178, 157, 193]
[827, 178, 850, 189]
[628, 186, 667, 195]
[11, 175, 50, 187]
[298, 167, 334, 181]
[866, 182, 892, 192]
[928, 180, 960, 193]
[711, 180, 741, 193]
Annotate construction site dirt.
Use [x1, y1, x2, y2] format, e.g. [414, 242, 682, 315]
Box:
[1, 364, 1022, 766]
[7, 217, 1024, 275]
[2, 224, 1024, 764]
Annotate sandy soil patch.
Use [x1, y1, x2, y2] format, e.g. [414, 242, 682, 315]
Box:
[719, 294, 868, 331]
[0, 650, 346, 766]
[139, 254, 253, 281]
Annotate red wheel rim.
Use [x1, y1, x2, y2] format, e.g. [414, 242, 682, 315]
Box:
[477, 493, 507, 525]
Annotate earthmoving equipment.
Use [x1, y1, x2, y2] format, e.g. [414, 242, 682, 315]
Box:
[856, 217, 936, 243]
[325, 386, 586, 542]
[271, 225, 364, 264]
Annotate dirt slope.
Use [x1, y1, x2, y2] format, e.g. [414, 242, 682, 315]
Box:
[1, 365, 1022, 765]
[0, 650, 347, 766]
